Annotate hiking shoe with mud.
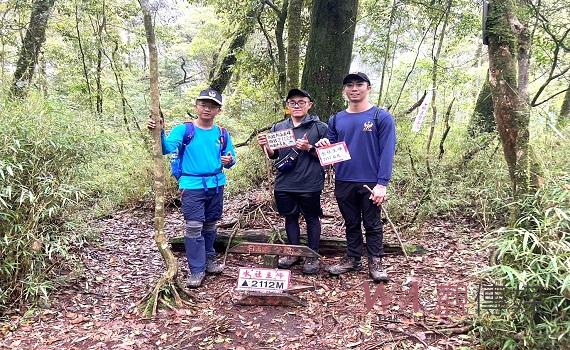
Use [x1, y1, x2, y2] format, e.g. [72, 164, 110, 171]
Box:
[303, 257, 320, 274]
[205, 256, 225, 274]
[278, 256, 301, 269]
[327, 256, 362, 275]
[187, 272, 205, 288]
[368, 257, 388, 282]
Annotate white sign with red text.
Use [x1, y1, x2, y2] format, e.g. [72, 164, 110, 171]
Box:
[316, 142, 351, 166]
[236, 267, 290, 292]
[266, 129, 296, 150]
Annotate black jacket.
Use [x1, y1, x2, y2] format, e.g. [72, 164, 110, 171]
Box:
[270, 115, 328, 192]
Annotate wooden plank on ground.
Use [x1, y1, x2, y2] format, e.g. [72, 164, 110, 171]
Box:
[228, 243, 320, 258]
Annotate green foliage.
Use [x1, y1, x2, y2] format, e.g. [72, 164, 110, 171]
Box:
[0, 95, 105, 312]
[225, 146, 270, 196]
[476, 175, 570, 349]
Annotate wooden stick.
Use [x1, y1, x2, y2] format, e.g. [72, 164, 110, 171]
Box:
[363, 185, 409, 260]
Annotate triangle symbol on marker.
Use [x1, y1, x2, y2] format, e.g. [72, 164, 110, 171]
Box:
[241, 280, 248, 287]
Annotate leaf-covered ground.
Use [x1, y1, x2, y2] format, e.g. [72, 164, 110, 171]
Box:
[1, 188, 488, 349]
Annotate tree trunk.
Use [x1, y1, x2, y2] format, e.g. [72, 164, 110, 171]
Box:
[487, 0, 532, 217]
[301, 0, 358, 121]
[274, 0, 288, 98]
[286, 0, 303, 91]
[425, 0, 452, 179]
[210, 7, 258, 93]
[10, 0, 56, 98]
[377, 0, 397, 106]
[75, 0, 93, 114]
[138, 0, 192, 316]
[468, 71, 495, 136]
[559, 83, 570, 126]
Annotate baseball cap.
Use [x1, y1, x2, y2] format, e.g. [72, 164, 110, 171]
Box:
[196, 88, 223, 106]
[286, 88, 313, 101]
[342, 72, 371, 85]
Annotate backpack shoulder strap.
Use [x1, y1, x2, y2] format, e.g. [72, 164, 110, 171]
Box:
[182, 121, 195, 146]
[373, 106, 382, 133]
[329, 111, 340, 134]
[218, 125, 229, 153]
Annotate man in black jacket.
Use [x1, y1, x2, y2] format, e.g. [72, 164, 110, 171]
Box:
[257, 89, 328, 274]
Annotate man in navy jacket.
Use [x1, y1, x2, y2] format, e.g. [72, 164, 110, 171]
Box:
[316, 72, 396, 282]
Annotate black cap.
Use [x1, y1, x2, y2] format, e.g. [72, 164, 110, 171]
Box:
[196, 88, 223, 106]
[286, 88, 313, 101]
[342, 72, 371, 85]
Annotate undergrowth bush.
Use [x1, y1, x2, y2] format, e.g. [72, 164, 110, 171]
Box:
[476, 175, 570, 349]
[0, 97, 106, 312]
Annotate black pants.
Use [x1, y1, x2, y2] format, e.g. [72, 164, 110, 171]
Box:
[334, 181, 384, 259]
[274, 191, 322, 253]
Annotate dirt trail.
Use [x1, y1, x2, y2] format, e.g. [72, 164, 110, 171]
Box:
[1, 192, 486, 349]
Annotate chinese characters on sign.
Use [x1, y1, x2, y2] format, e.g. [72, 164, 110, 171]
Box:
[266, 129, 296, 150]
[316, 142, 351, 166]
[236, 267, 290, 292]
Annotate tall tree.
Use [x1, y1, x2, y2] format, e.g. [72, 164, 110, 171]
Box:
[486, 0, 536, 219]
[301, 0, 358, 120]
[286, 0, 303, 91]
[10, 0, 56, 97]
[210, 6, 259, 93]
[138, 0, 192, 316]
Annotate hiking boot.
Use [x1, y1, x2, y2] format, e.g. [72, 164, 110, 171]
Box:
[303, 257, 320, 275]
[368, 257, 388, 282]
[327, 256, 362, 275]
[205, 256, 225, 274]
[278, 256, 301, 269]
[187, 272, 205, 288]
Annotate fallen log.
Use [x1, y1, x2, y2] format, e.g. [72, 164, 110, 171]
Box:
[170, 229, 427, 257]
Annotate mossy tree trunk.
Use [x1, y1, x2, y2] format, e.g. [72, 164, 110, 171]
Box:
[468, 71, 495, 136]
[138, 0, 192, 316]
[10, 0, 56, 98]
[487, 0, 537, 221]
[301, 0, 358, 121]
[286, 0, 303, 91]
[210, 6, 259, 93]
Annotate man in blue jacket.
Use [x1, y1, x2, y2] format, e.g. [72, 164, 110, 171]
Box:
[316, 72, 396, 282]
[257, 88, 328, 274]
[148, 88, 236, 288]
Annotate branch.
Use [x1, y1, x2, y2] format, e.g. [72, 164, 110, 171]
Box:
[532, 88, 570, 107]
[401, 90, 427, 116]
[233, 118, 287, 148]
[263, 0, 281, 15]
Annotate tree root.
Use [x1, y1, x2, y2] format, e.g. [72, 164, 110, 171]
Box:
[137, 277, 195, 317]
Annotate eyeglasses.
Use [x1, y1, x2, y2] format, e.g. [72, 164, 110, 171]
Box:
[286, 100, 309, 107]
[197, 102, 220, 110]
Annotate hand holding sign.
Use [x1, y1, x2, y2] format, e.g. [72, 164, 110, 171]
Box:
[316, 142, 351, 166]
[295, 133, 312, 151]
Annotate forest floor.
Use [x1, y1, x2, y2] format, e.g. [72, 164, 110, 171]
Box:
[1, 186, 489, 350]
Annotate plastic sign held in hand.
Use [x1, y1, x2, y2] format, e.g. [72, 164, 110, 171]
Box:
[316, 142, 351, 166]
[266, 129, 296, 150]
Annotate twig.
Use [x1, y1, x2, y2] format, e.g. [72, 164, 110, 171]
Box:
[374, 323, 428, 347]
[363, 335, 408, 350]
[223, 220, 240, 266]
[363, 185, 409, 260]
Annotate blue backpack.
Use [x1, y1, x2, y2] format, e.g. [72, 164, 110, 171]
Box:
[171, 121, 229, 180]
